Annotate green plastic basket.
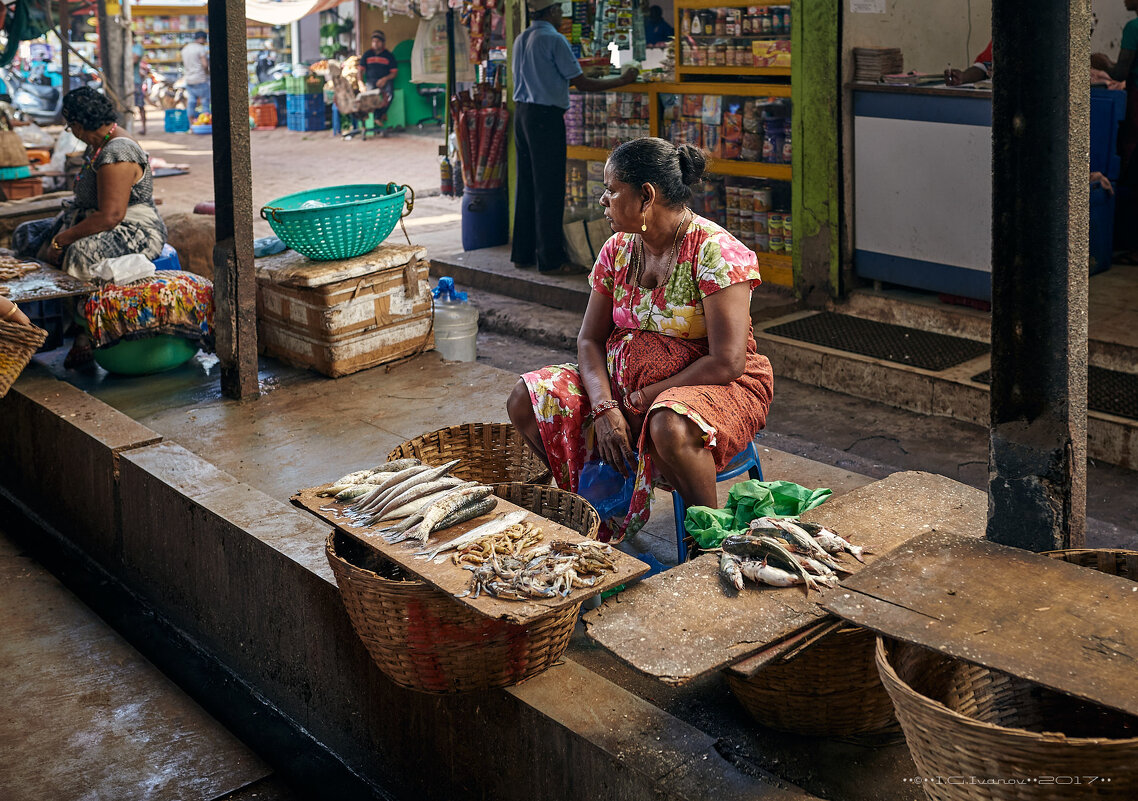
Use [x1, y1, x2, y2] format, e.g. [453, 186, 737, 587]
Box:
[259, 183, 413, 261]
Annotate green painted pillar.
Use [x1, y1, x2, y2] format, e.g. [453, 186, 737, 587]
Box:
[791, 0, 840, 302]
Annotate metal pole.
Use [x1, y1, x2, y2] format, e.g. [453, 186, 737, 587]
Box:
[208, 0, 260, 400]
[987, 0, 1090, 550]
[60, 1, 70, 94]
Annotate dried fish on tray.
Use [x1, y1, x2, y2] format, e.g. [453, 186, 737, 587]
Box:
[292, 467, 648, 625]
[458, 535, 619, 601]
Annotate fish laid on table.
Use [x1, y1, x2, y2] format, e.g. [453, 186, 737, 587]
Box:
[792, 521, 870, 563]
[350, 464, 440, 514]
[723, 534, 822, 594]
[320, 458, 422, 495]
[418, 509, 530, 561]
[358, 460, 462, 520]
[333, 483, 383, 502]
[367, 480, 475, 524]
[751, 516, 842, 570]
[719, 551, 745, 591]
[407, 485, 496, 544]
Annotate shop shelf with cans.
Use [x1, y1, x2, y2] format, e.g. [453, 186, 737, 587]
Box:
[562, 76, 794, 286]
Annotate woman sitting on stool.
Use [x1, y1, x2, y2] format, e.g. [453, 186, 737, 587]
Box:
[15, 88, 210, 369]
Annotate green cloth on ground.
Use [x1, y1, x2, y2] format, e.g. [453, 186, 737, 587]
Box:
[684, 480, 833, 549]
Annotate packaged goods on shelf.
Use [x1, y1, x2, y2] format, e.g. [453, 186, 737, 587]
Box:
[661, 94, 791, 164]
[679, 5, 791, 67]
[690, 176, 791, 256]
[567, 92, 651, 149]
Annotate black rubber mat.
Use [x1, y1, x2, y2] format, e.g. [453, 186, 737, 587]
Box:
[972, 367, 1138, 421]
[765, 312, 991, 372]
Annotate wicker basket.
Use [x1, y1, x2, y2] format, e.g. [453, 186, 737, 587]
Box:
[726, 623, 898, 735]
[326, 482, 599, 693]
[387, 422, 550, 485]
[0, 318, 48, 398]
[876, 548, 1138, 800]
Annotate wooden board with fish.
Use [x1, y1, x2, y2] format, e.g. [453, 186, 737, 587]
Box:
[582, 471, 988, 686]
[293, 484, 648, 625]
[822, 529, 1138, 718]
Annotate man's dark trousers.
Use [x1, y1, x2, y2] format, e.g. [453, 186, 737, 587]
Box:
[512, 101, 567, 272]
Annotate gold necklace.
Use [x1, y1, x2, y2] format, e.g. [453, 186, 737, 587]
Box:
[632, 208, 691, 331]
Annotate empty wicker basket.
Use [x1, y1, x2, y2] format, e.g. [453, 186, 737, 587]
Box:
[876, 548, 1138, 800]
[326, 482, 599, 694]
[387, 422, 549, 485]
[726, 623, 898, 736]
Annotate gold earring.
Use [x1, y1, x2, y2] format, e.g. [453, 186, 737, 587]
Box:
[641, 212, 647, 233]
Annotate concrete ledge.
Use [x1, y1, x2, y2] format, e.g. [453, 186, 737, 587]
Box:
[758, 329, 1138, 471]
[0, 364, 162, 565]
[430, 250, 591, 313]
[115, 441, 814, 801]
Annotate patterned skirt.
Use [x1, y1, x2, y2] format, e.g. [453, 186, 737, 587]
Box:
[83, 271, 214, 350]
[522, 328, 774, 541]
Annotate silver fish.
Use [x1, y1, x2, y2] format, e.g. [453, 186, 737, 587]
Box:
[333, 483, 383, 502]
[351, 465, 435, 514]
[418, 509, 529, 561]
[365, 460, 461, 519]
[719, 551, 745, 591]
[740, 557, 803, 588]
[410, 485, 496, 544]
[794, 522, 870, 563]
[392, 495, 498, 544]
[371, 480, 474, 523]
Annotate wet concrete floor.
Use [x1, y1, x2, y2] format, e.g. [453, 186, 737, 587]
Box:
[0, 522, 277, 801]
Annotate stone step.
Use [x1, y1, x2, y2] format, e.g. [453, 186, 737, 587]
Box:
[756, 311, 1138, 472]
[430, 246, 592, 313]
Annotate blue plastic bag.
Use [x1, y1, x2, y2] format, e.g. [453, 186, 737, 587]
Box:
[578, 458, 636, 521]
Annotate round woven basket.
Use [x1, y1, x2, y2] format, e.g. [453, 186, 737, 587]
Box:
[386, 422, 550, 485]
[876, 548, 1138, 800]
[326, 482, 599, 694]
[726, 623, 898, 735]
[0, 318, 47, 398]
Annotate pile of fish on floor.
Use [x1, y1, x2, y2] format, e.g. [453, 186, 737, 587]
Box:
[319, 459, 617, 601]
[717, 517, 870, 596]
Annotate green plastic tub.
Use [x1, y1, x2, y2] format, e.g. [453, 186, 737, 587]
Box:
[94, 335, 198, 376]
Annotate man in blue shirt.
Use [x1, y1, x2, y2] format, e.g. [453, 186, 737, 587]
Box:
[512, 0, 638, 273]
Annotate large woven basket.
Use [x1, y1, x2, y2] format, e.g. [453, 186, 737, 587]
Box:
[726, 623, 898, 736]
[326, 482, 599, 694]
[387, 422, 550, 485]
[876, 548, 1138, 800]
[0, 318, 47, 398]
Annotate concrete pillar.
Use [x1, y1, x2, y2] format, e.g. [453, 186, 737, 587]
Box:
[208, 1, 260, 400]
[987, 0, 1089, 550]
[96, 0, 132, 123]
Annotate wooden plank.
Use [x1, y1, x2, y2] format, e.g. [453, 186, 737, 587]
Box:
[822, 530, 1138, 718]
[583, 470, 986, 685]
[292, 486, 648, 625]
[6, 266, 95, 303]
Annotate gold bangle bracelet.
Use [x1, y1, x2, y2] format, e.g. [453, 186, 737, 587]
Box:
[2, 303, 19, 321]
[51, 237, 63, 251]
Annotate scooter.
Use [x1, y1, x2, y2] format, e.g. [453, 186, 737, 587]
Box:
[5, 64, 102, 126]
[142, 65, 185, 110]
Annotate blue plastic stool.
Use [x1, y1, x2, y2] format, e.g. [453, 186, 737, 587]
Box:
[672, 440, 764, 563]
[152, 243, 181, 271]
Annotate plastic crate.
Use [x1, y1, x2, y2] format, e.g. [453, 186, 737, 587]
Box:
[1089, 184, 1115, 275]
[152, 243, 182, 271]
[287, 108, 326, 132]
[284, 76, 322, 95]
[251, 102, 278, 129]
[0, 165, 30, 180]
[21, 297, 66, 351]
[272, 94, 288, 125]
[286, 93, 323, 114]
[164, 108, 190, 133]
[0, 177, 42, 200]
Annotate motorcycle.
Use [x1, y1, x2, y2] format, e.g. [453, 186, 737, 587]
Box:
[4, 63, 102, 126]
[141, 63, 185, 110]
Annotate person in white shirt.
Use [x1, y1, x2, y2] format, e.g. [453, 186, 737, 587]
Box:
[182, 31, 210, 117]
